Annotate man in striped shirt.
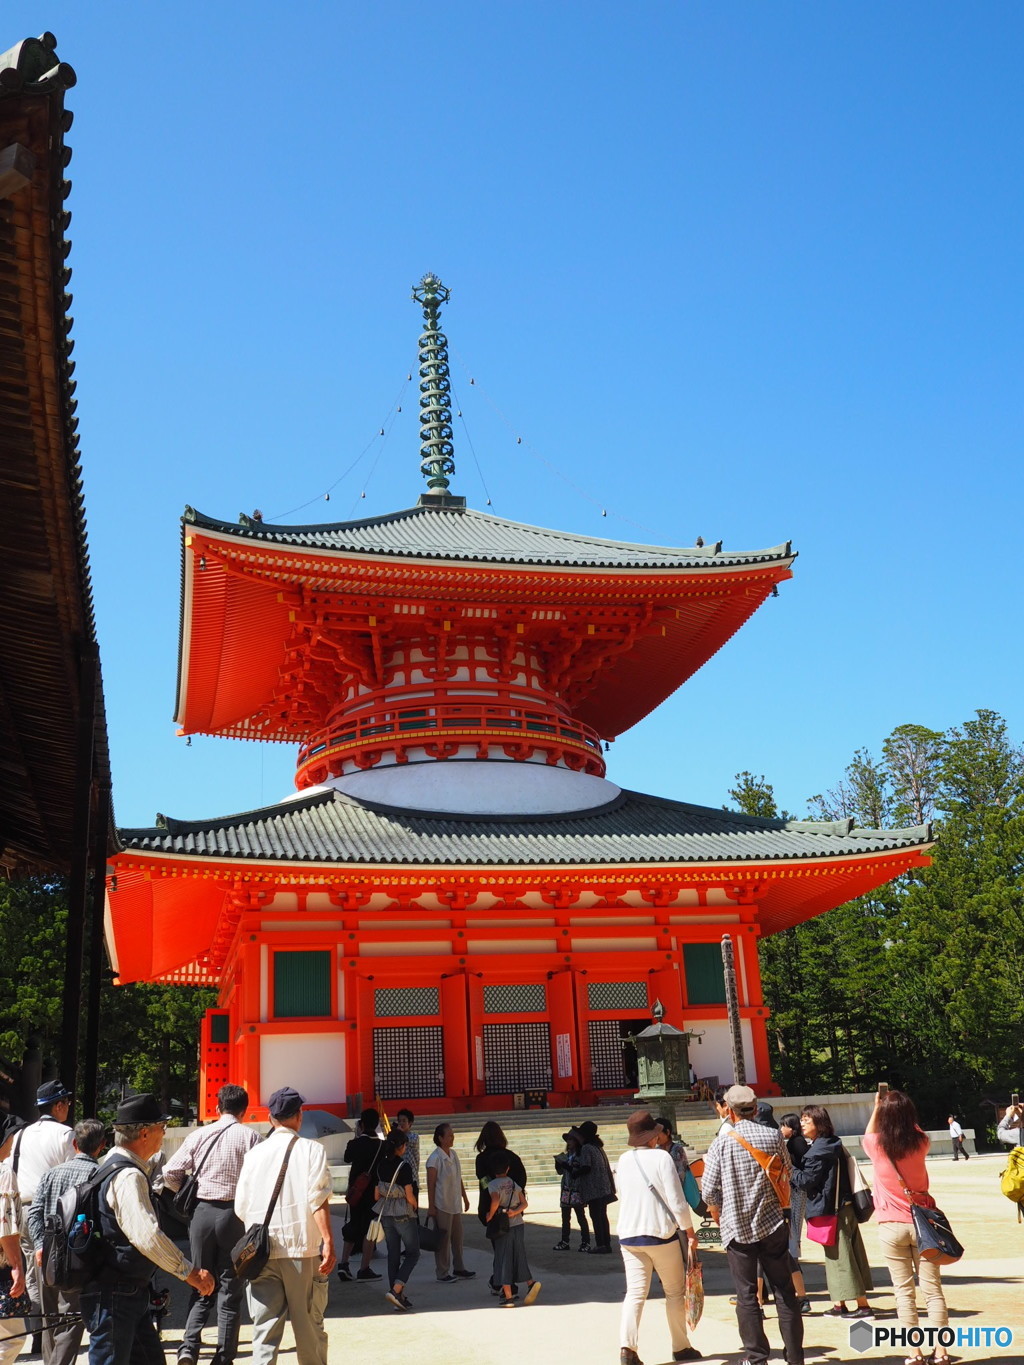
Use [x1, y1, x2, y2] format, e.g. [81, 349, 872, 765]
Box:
[163, 1086, 260, 1365]
[27, 1119, 107, 1365]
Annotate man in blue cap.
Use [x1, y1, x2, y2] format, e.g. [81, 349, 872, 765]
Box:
[234, 1087, 334, 1365]
[78, 1095, 214, 1365]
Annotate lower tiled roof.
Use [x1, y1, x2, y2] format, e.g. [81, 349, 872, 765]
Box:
[117, 788, 931, 867]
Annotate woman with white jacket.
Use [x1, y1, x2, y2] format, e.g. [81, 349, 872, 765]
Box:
[616, 1110, 701, 1365]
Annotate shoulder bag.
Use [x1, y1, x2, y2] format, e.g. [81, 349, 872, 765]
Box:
[894, 1162, 963, 1265]
[345, 1139, 383, 1208]
[844, 1146, 874, 1224]
[485, 1182, 516, 1242]
[172, 1124, 232, 1221]
[367, 1163, 404, 1244]
[728, 1129, 791, 1209]
[231, 1135, 298, 1280]
[805, 1154, 841, 1246]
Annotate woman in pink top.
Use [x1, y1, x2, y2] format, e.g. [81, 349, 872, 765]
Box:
[862, 1090, 950, 1365]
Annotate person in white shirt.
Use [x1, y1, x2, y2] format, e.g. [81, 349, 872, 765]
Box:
[616, 1110, 700, 1365]
[0, 1113, 28, 1365]
[10, 1080, 76, 1342]
[997, 1102, 1023, 1148]
[234, 1087, 334, 1365]
[425, 1123, 474, 1283]
[947, 1116, 969, 1161]
[163, 1085, 261, 1365]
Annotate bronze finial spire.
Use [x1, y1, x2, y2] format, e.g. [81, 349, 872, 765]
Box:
[412, 273, 455, 493]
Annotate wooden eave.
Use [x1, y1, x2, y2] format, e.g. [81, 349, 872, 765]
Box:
[0, 43, 112, 874]
[105, 841, 930, 986]
[175, 526, 795, 743]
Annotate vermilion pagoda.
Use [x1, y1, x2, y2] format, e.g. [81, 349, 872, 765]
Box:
[105, 276, 931, 1119]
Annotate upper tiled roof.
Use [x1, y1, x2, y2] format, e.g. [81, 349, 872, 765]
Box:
[184, 504, 793, 571]
[118, 787, 930, 867]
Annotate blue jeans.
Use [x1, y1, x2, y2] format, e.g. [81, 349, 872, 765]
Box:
[80, 1281, 163, 1365]
[382, 1215, 420, 1289]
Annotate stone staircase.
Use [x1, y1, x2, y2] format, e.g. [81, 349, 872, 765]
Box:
[329, 1101, 722, 1193]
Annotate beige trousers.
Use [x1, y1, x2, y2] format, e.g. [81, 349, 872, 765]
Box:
[433, 1209, 466, 1277]
[877, 1221, 948, 1328]
[620, 1240, 690, 1354]
[247, 1257, 328, 1365]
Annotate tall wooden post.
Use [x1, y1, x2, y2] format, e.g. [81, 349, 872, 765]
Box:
[721, 934, 745, 1085]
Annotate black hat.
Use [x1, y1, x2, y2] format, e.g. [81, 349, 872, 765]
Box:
[267, 1087, 304, 1120]
[36, 1080, 72, 1106]
[114, 1094, 170, 1126]
[561, 1127, 583, 1144]
[0, 1113, 26, 1147]
[578, 1120, 598, 1141]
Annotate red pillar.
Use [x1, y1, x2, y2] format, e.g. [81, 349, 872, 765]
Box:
[547, 969, 578, 1099]
[441, 973, 471, 1102]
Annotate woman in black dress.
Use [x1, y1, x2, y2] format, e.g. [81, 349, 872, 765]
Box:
[474, 1121, 528, 1292]
[339, 1107, 385, 1281]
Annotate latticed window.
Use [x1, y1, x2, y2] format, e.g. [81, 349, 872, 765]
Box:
[373, 1026, 445, 1099]
[482, 1023, 552, 1093]
[273, 951, 331, 1018]
[483, 983, 547, 1014]
[587, 980, 648, 1012]
[589, 1019, 630, 1089]
[683, 944, 727, 1005]
[374, 987, 440, 1017]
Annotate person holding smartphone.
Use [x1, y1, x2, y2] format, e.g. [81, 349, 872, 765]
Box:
[997, 1096, 1023, 1148]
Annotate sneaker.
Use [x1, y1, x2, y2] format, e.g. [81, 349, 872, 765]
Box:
[453, 1268, 476, 1279]
[489, 1283, 503, 1296]
[523, 1280, 542, 1306]
[823, 1305, 847, 1317]
[846, 1307, 874, 1320]
[436, 1274, 457, 1283]
[357, 1267, 383, 1281]
[673, 1352, 702, 1362]
[552, 1239, 571, 1250]
[499, 1295, 518, 1307]
[399, 1294, 414, 1310]
[578, 1242, 591, 1252]
[336, 1263, 354, 1282]
[799, 1298, 812, 1315]
[385, 1290, 407, 1311]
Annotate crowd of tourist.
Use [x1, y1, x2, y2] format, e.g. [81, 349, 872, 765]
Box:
[0, 1076, 1009, 1365]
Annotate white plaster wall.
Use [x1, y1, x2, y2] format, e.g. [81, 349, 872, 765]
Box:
[321, 762, 620, 815]
[259, 1033, 346, 1105]
[687, 1018, 756, 1086]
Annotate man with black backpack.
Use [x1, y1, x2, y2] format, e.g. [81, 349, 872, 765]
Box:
[27, 1119, 106, 1365]
[77, 1095, 214, 1365]
[162, 1085, 260, 1365]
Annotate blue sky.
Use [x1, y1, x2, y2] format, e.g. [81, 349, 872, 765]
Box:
[11, 3, 1021, 828]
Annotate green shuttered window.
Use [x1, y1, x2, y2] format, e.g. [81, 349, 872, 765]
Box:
[274, 950, 331, 1018]
[683, 944, 727, 1005]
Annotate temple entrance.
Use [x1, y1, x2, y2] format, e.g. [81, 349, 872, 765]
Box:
[588, 1019, 646, 1090]
[373, 1025, 446, 1100]
[482, 1022, 552, 1094]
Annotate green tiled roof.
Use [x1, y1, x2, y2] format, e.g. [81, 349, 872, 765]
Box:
[184, 504, 794, 571]
[118, 787, 930, 867]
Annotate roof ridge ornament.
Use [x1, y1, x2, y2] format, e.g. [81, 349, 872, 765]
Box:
[412, 273, 456, 495]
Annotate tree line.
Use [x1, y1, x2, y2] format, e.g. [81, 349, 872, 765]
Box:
[734, 708, 1024, 1140]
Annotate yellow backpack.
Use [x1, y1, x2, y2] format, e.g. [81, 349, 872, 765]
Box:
[1000, 1146, 1024, 1218]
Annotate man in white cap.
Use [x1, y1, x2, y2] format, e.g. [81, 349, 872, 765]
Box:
[234, 1087, 334, 1365]
[700, 1085, 804, 1365]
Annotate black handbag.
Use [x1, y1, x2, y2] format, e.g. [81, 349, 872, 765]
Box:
[418, 1216, 443, 1252]
[173, 1124, 231, 1222]
[895, 1162, 963, 1266]
[0, 1267, 23, 1319]
[485, 1183, 515, 1242]
[232, 1135, 298, 1280]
